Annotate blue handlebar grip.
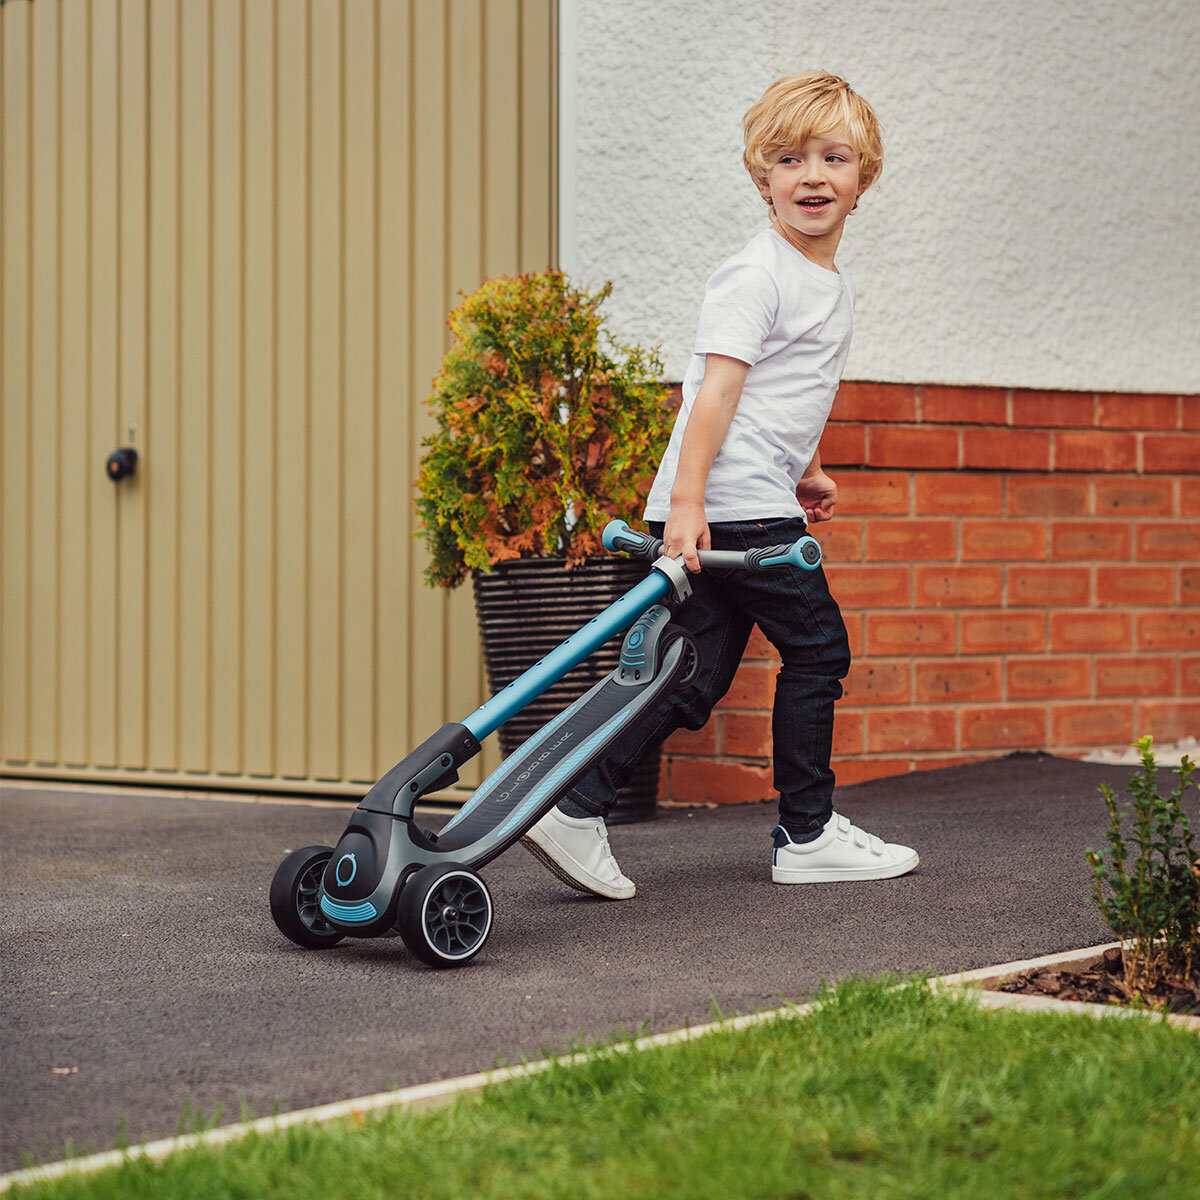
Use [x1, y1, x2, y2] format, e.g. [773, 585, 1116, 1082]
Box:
[754, 536, 823, 571]
[602, 519, 663, 560]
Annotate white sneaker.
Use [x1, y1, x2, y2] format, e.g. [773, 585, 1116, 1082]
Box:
[521, 807, 636, 900]
[771, 813, 918, 883]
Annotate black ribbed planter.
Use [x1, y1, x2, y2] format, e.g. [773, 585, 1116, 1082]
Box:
[472, 556, 660, 823]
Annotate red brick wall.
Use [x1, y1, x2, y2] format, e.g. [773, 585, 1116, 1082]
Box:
[661, 383, 1200, 804]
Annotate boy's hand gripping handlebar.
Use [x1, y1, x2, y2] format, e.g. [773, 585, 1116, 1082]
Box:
[603, 518, 823, 573]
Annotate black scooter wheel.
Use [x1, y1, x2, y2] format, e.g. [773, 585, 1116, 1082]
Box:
[396, 864, 493, 968]
[270, 845, 346, 949]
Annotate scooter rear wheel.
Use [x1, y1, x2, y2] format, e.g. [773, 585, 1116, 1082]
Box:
[397, 863, 493, 968]
[270, 845, 346, 949]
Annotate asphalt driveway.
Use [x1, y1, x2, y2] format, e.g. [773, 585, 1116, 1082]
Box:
[1, 754, 1119, 1170]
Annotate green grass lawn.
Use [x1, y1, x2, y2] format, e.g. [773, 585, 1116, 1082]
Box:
[11, 977, 1200, 1200]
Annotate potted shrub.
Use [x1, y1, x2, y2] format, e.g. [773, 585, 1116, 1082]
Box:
[416, 270, 674, 820]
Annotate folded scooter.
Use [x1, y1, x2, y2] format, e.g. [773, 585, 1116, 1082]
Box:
[269, 519, 822, 967]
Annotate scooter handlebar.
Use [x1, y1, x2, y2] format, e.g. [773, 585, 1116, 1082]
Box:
[602, 519, 663, 560]
[602, 519, 822, 572]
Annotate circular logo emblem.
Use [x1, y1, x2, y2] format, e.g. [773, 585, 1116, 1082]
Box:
[628, 629, 644, 649]
[335, 853, 357, 887]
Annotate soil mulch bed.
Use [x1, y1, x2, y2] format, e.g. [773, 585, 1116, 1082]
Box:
[996, 947, 1200, 1016]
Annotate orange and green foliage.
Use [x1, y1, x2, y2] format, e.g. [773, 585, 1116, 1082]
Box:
[416, 271, 673, 589]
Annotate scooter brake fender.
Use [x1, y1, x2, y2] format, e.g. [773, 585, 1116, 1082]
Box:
[616, 605, 674, 686]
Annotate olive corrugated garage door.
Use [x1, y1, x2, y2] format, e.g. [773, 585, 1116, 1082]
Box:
[1, 0, 557, 794]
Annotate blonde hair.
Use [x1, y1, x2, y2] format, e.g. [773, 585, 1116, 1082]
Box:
[742, 72, 884, 215]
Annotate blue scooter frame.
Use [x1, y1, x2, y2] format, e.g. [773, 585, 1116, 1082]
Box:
[269, 519, 822, 966]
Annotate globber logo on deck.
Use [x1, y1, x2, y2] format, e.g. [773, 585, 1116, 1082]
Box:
[335, 853, 358, 887]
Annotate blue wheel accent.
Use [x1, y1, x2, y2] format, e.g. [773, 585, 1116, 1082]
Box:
[334, 853, 358, 886]
[319, 895, 379, 924]
[333, 854, 355, 892]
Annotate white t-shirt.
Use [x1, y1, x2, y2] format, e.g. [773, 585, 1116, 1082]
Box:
[644, 227, 855, 523]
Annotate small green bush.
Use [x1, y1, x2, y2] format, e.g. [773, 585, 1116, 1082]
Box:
[1086, 735, 1200, 994]
[415, 271, 674, 589]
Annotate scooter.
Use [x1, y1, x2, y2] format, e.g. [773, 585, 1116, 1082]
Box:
[269, 518, 822, 967]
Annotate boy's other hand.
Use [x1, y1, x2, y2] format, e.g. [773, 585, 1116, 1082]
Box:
[664, 503, 710, 573]
[797, 470, 837, 523]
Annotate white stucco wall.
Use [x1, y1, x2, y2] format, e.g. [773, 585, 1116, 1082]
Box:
[560, 0, 1200, 393]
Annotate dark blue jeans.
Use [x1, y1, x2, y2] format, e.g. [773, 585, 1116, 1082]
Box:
[561, 517, 851, 837]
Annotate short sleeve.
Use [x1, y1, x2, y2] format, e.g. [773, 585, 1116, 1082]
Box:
[692, 260, 779, 367]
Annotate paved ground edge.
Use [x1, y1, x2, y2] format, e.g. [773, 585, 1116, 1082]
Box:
[6, 941, 1198, 1192]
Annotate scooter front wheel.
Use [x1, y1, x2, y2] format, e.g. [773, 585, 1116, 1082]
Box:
[270, 845, 346, 949]
[397, 863, 493, 968]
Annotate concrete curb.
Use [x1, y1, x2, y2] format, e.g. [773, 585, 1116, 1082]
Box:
[4, 944, 1196, 1192]
[0, 1000, 811, 1193]
[935, 941, 1200, 1032]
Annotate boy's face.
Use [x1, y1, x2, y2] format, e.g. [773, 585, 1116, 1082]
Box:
[758, 128, 864, 254]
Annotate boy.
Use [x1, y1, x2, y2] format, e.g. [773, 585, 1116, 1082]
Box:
[523, 72, 918, 897]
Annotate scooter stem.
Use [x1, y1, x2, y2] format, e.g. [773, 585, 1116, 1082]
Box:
[460, 570, 671, 742]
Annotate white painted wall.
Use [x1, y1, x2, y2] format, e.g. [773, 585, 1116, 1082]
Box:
[560, 0, 1200, 393]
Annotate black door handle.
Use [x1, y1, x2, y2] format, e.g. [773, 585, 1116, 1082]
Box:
[106, 447, 138, 482]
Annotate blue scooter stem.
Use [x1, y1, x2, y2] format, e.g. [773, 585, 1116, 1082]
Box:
[461, 570, 671, 742]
